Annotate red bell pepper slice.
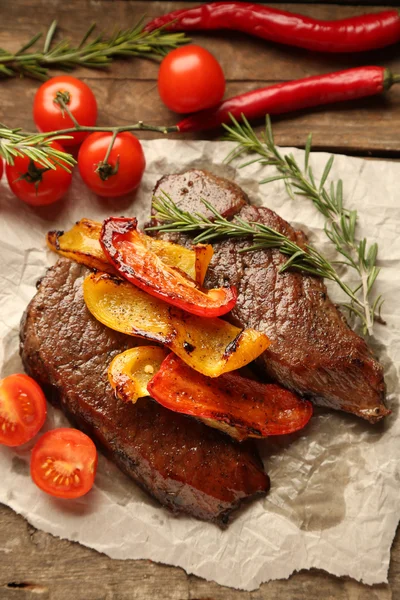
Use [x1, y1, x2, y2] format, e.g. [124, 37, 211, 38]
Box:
[147, 353, 313, 441]
[100, 217, 237, 318]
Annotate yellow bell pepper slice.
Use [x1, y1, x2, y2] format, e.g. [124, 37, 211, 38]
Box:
[194, 243, 214, 286]
[47, 219, 116, 274]
[108, 346, 168, 404]
[146, 237, 213, 285]
[83, 272, 270, 378]
[47, 218, 212, 284]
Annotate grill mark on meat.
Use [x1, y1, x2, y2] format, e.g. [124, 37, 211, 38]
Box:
[20, 258, 269, 523]
[151, 169, 388, 423]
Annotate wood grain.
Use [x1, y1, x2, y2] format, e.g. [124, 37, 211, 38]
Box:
[0, 1, 399, 599]
[0, 503, 397, 600]
[1, 2, 400, 154]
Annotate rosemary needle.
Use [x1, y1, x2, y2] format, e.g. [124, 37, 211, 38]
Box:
[0, 19, 190, 81]
[221, 114, 383, 334]
[148, 191, 371, 332]
[0, 121, 178, 170]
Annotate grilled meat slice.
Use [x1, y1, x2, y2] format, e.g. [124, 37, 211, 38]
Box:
[20, 258, 269, 523]
[151, 170, 388, 423]
[154, 169, 248, 226]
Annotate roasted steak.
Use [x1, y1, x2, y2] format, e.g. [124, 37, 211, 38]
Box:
[20, 258, 269, 523]
[152, 169, 388, 423]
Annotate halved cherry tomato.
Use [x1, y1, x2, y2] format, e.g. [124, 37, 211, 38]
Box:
[31, 428, 98, 499]
[78, 132, 145, 197]
[33, 76, 98, 146]
[158, 45, 225, 113]
[0, 374, 47, 447]
[5, 141, 72, 206]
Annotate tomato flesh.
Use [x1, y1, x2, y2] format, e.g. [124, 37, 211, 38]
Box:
[31, 428, 98, 499]
[33, 75, 98, 146]
[0, 374, 47, 447]
[158, 45, 225, 113]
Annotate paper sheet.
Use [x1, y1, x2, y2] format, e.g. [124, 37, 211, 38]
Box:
[0, 139, 399, 591]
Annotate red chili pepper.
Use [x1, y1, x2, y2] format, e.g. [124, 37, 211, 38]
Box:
[145, 2, 400, 53]
[147, 353, 313, 441]
[177, 66, 399, 133]
[100, 217, 237, 318]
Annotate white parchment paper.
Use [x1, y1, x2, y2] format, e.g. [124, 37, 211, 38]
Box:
[0, 139, 399, 591]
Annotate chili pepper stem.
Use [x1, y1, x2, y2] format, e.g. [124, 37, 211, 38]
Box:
[383, 69, 400, 90]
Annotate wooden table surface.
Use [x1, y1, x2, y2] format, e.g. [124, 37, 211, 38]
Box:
[1, 1, 399, 598]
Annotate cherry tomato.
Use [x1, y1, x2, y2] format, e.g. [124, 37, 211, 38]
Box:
[33, 76, 98, 146]
[0, 160, 3, 180]
[158, 45, 225, 114]
[6, 141, 72, 206]
[31, 428, 98, 499]
[78, 132, 145, 197]
[0, 374, 47, 447]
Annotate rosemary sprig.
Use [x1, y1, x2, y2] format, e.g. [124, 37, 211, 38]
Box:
[0, 127, 76, 170]
[148, 192, 368, 319]
[0, 121, 178, 170]
[0, 19, 189, 81]
[222, 115, 383, 334]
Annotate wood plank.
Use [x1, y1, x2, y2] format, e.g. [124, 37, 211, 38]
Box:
[1, 2, 400, 155]
[2, 2, 400, 82]
[0, 503, 397, 599]
[1, 76, 399, 155]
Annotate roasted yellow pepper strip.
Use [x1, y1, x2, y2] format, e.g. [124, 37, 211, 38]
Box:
[47, 219, 116, 275]
[108, 346, 168, 404]
[195, 243, 214, 286]
[83, 272, 270, 378]
[47, 219, 212, 284]
[145, 237, 213, 285]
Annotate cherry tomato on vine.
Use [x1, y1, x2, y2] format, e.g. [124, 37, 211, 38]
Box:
[6, 141, 72, 206]
[31, 428, 98, 499]
[78, 132, 146, 197]
[33, 76, 98, 146]
[0, 374, 47, 447]
[158, 45, 225, 114]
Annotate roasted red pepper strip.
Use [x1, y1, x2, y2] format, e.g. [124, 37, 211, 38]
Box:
[147, 353, 313, 442]
[100, 217, 237, 318]
[177, 66, 399, 133]
[145, 2, 400, 53]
